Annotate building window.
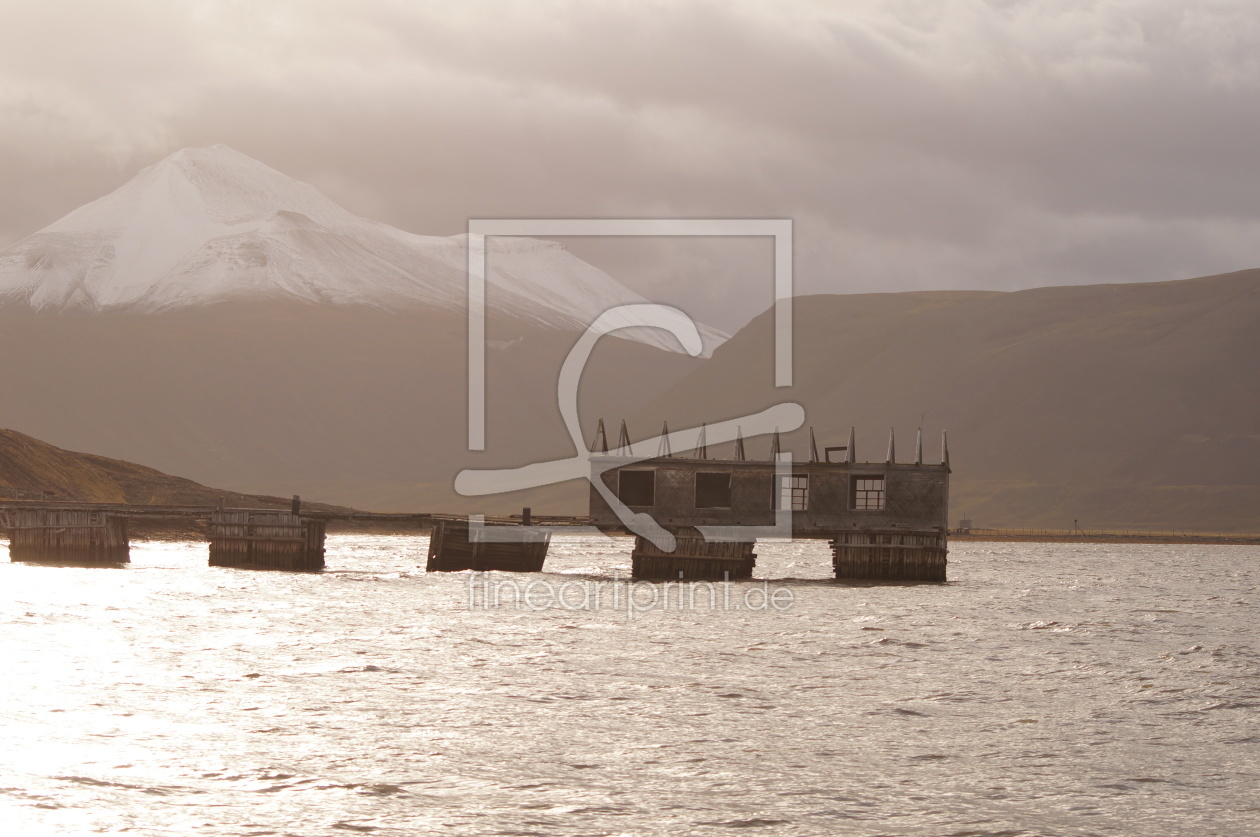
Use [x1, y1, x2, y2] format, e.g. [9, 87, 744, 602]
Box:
[618, 470, 655, 507]
[695, 472, 732, 509]
[775, 474, 808, 511]
[851, 476, 886, 510]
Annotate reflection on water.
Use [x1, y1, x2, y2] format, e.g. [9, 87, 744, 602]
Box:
[1, 534, 1257, 835]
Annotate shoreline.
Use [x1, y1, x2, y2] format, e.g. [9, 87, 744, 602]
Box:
[952, 533, 1260, 546]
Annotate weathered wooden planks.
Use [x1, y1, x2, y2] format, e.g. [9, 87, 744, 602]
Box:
[829, 529, 947, 581]
[208, 510, 326, 572]
[631, 534, 756, 580]
[426, 518, 550, 572]
[3, 508, 130, 564]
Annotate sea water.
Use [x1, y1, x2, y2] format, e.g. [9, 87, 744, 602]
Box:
[1, 535, 1256, 836]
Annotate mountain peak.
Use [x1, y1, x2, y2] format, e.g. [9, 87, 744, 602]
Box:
[44, 144, 350, 237]
[0, 147, 726, 352]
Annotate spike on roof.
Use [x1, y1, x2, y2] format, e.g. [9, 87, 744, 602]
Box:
[657, 421, 672, 458]
[590, 418, 608, 454]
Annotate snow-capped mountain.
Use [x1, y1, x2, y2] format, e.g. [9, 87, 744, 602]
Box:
[0, 145, 725, 352]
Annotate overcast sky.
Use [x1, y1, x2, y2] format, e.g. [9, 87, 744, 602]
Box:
[2, 0, 1259, 330]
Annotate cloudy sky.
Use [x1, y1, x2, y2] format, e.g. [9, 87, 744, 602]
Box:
[2, 0, 1258, 330]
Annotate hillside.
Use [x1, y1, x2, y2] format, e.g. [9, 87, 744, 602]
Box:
[628, 269, 1260, 532]
[0, 427, 349, 512]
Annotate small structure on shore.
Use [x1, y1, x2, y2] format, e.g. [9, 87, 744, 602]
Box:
[589, 422, 950, 581]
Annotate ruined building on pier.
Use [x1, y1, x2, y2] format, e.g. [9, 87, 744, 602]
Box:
[588, 421, 951, 581]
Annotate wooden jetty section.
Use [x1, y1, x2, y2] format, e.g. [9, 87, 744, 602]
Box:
[1, 508, 130, 564]
[830, 530, 947, 582]
[426, 517, 551, 572]
[208, 509, 326, 571]
[631, 533, 756, 580]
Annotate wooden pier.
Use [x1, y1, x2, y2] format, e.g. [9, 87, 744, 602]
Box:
[2, 426, 959, 584]
[0, 498, 583, 573]
[2, 508, 130, 564]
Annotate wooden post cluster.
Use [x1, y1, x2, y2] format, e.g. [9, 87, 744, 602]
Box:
[426, 518, 550, 572]
[631, 534, 756, 580]
[3, 508, 130, 564]
[829, 529, 947, 581]
[208, 509, 326, 572]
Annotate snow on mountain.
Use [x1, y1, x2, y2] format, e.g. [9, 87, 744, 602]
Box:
[0, 145, 726, 353]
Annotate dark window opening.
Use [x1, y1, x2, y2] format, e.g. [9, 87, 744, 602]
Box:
[618, 470, 656, 507]
[695, 472, 732, 509]
[775, 474, 808, 511]
[851, 476, 886, 510]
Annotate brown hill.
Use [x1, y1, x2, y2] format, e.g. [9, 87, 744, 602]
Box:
[0, 427, 350, 513]
[628, 269, 1260, 533]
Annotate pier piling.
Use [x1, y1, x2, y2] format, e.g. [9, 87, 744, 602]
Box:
[426, 518, 550, 572]
[631, 534, 756, 580]
[3, 508, 130, 564]
[829, 530, 947, 581]
[208, 509, 326, 571]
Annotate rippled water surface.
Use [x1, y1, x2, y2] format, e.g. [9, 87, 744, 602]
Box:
[1, 535, 1257, 836]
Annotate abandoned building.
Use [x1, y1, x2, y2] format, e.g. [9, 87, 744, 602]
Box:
[588, 421, 951, 581]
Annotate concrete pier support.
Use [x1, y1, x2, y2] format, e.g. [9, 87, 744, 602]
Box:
[426, 518, 550, 572]
[3, 508, 130, 564]
[208, 509, 325, 571]
[631, 534, 756, 580]
[829, 529, 947, 581]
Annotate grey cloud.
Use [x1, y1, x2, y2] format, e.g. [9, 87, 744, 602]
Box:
[2, 0, 1260, 330]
